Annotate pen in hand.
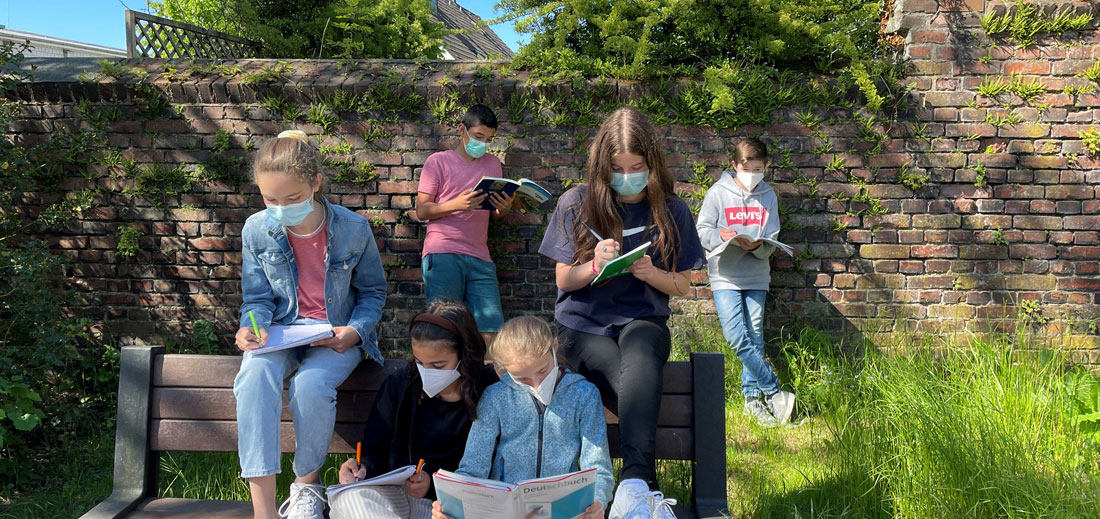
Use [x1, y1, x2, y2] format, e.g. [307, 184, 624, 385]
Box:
[581, 221, 620, 258]
[248, 310, 263, 347]
[355, 441, 362, 482]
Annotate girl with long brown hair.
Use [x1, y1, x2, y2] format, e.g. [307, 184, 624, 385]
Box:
[536, 107, 705, 519]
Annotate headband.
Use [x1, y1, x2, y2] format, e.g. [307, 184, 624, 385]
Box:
[277, 130, 309, 143]
[410, 313, 460, 337]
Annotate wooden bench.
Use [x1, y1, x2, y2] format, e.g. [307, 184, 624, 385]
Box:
[81, 346, 727, 519]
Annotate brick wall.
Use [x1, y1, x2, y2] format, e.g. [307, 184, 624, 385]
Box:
[6, 0, 1100, 362]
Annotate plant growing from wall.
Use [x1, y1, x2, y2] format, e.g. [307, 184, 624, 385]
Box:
[980, 3, 1093, 47]
[1081, 127, 1100, 156]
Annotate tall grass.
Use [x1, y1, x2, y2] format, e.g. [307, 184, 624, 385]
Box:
[768, 328, 1100, 519]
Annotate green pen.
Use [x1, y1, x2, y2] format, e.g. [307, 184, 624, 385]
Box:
[249, 310, 262, 344]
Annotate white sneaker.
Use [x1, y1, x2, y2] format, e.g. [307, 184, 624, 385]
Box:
[609, 478, 653, 519]
[650, 491, 678, 519]
[766, 390, 796, 425]
[278, 482, 326, 519]
[743, 398, 777, 427]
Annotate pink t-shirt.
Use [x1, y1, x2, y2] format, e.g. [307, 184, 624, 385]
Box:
[287, 225, 328, 320]
[418, 150, 502, 262]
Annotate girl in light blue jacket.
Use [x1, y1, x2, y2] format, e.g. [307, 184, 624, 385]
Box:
[431, 315, 614, 519]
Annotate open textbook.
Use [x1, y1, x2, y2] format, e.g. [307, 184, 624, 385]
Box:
[434, 468, 597, 519]
[251, 324, 335, 354]
[325, 465, 417, 498]
[706, 232, 793, 259]
[591, 241, 652, 285]
[473, 177, 553, 212]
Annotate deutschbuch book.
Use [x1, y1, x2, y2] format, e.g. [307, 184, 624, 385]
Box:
[433, 468, 598, 519]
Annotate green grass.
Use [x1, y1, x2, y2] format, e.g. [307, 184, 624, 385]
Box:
[0, 432, 115, 518]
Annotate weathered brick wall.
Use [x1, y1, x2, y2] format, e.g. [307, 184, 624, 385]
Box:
[6, 0, 1100, 362]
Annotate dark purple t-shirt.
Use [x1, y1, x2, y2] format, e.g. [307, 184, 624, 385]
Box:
[538, 186, 706, 336]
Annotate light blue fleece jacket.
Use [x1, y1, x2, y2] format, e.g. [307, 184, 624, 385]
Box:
[456, 369, 615, 506]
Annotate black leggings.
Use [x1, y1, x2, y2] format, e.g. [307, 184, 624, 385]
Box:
[557, 318, 671, 490]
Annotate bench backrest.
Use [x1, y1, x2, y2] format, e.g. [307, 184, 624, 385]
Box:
[149, 353, 703, 460]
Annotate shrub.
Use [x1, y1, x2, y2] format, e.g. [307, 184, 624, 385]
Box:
[0, 40, 120, 492]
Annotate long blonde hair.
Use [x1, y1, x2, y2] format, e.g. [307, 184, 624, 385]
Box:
[488, 315, 555, 367]
[252, 130, 326, 201]
[570, 107, 680, 269]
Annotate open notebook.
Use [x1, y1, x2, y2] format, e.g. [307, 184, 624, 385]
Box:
[251, 324, 335, 354]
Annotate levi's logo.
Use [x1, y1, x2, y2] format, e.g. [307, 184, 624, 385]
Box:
[725, 207, 767, 226]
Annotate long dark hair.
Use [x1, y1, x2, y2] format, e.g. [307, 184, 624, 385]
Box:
[570, 107, 680, 269]
[408, 299, 488, 418]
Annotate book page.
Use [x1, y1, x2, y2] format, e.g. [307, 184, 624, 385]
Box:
[325, 465, 417, 498]
[516, 469, 598, 519]
[252, 324, 334, 354]
[433, 470, 517, 519]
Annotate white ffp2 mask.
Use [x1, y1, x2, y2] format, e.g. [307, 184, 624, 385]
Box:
[417, 364, 461, 398]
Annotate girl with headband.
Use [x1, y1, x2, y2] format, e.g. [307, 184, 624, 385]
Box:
[329, 300, 498, 519]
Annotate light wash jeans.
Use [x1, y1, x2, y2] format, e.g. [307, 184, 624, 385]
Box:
[233, 317, 362, 478]
[713, 289, 779, 399]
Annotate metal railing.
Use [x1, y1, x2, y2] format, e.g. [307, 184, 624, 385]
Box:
[125, 10, 262, 59]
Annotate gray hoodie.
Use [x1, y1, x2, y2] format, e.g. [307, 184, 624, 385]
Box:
[695, 171, 781, 291]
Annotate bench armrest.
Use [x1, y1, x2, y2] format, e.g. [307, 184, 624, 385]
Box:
[79, 489, 145, 519]
[690, 352, 728, 519]
[79, 346, 164, 519]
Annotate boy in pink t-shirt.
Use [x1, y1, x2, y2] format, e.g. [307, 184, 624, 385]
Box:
[415, 105, 513, 342]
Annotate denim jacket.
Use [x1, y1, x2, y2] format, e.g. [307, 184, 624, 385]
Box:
[238, 197, 388, 362]
[456, 369, 614, 506]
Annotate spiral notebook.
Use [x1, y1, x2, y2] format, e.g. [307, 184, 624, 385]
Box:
[251, 324, 335, 354]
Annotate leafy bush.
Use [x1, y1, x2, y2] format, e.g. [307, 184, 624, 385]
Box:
[149, 0, 446, 59]
[501, 0, 885, 78]
[0, 41, 119, 492]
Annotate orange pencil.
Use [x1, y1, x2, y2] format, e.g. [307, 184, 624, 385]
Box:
[415, 458, 426, 475]
[355, 442, 362, 482]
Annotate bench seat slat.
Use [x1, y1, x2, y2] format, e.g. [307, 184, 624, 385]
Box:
[150, 387, 692, 426]
[153, 356, 693, 393]
[150, 420, 693, 459]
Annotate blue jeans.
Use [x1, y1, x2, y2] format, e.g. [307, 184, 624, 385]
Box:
[233, 318, 363, 478]
[421, 253, 504, 332]
[713, 289, 778, 399]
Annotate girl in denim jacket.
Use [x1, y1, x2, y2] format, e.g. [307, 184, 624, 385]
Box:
[430, 315, 614, 519]
[233, 130, 387, 519]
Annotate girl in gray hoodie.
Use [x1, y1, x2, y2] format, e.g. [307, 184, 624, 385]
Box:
[695, 139, 795, 426]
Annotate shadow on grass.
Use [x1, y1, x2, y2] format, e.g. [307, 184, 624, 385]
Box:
[746, 468, 894, 519]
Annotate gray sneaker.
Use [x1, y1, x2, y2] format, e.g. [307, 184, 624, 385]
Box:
[766, 390, 796, 425]
[743, 398, 777, 427]
[278, 482, 326, 519]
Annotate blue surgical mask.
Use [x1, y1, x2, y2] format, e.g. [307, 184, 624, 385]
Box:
[464, 128, 488, 158]
[265, 197, 314, 226]
[610, 171, 649, 197]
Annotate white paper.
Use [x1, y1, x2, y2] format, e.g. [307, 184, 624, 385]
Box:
[251, 324, 335, 354]
[706, 234, 793, 259]
[325, 465, 418, 498]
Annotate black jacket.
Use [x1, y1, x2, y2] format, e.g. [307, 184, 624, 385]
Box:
[358, 361, 498, 497]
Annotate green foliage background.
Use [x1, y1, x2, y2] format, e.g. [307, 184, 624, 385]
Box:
[147, 0, 447, 59]
[0, 42, 120, 491]
[498, 0, 886, 78]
